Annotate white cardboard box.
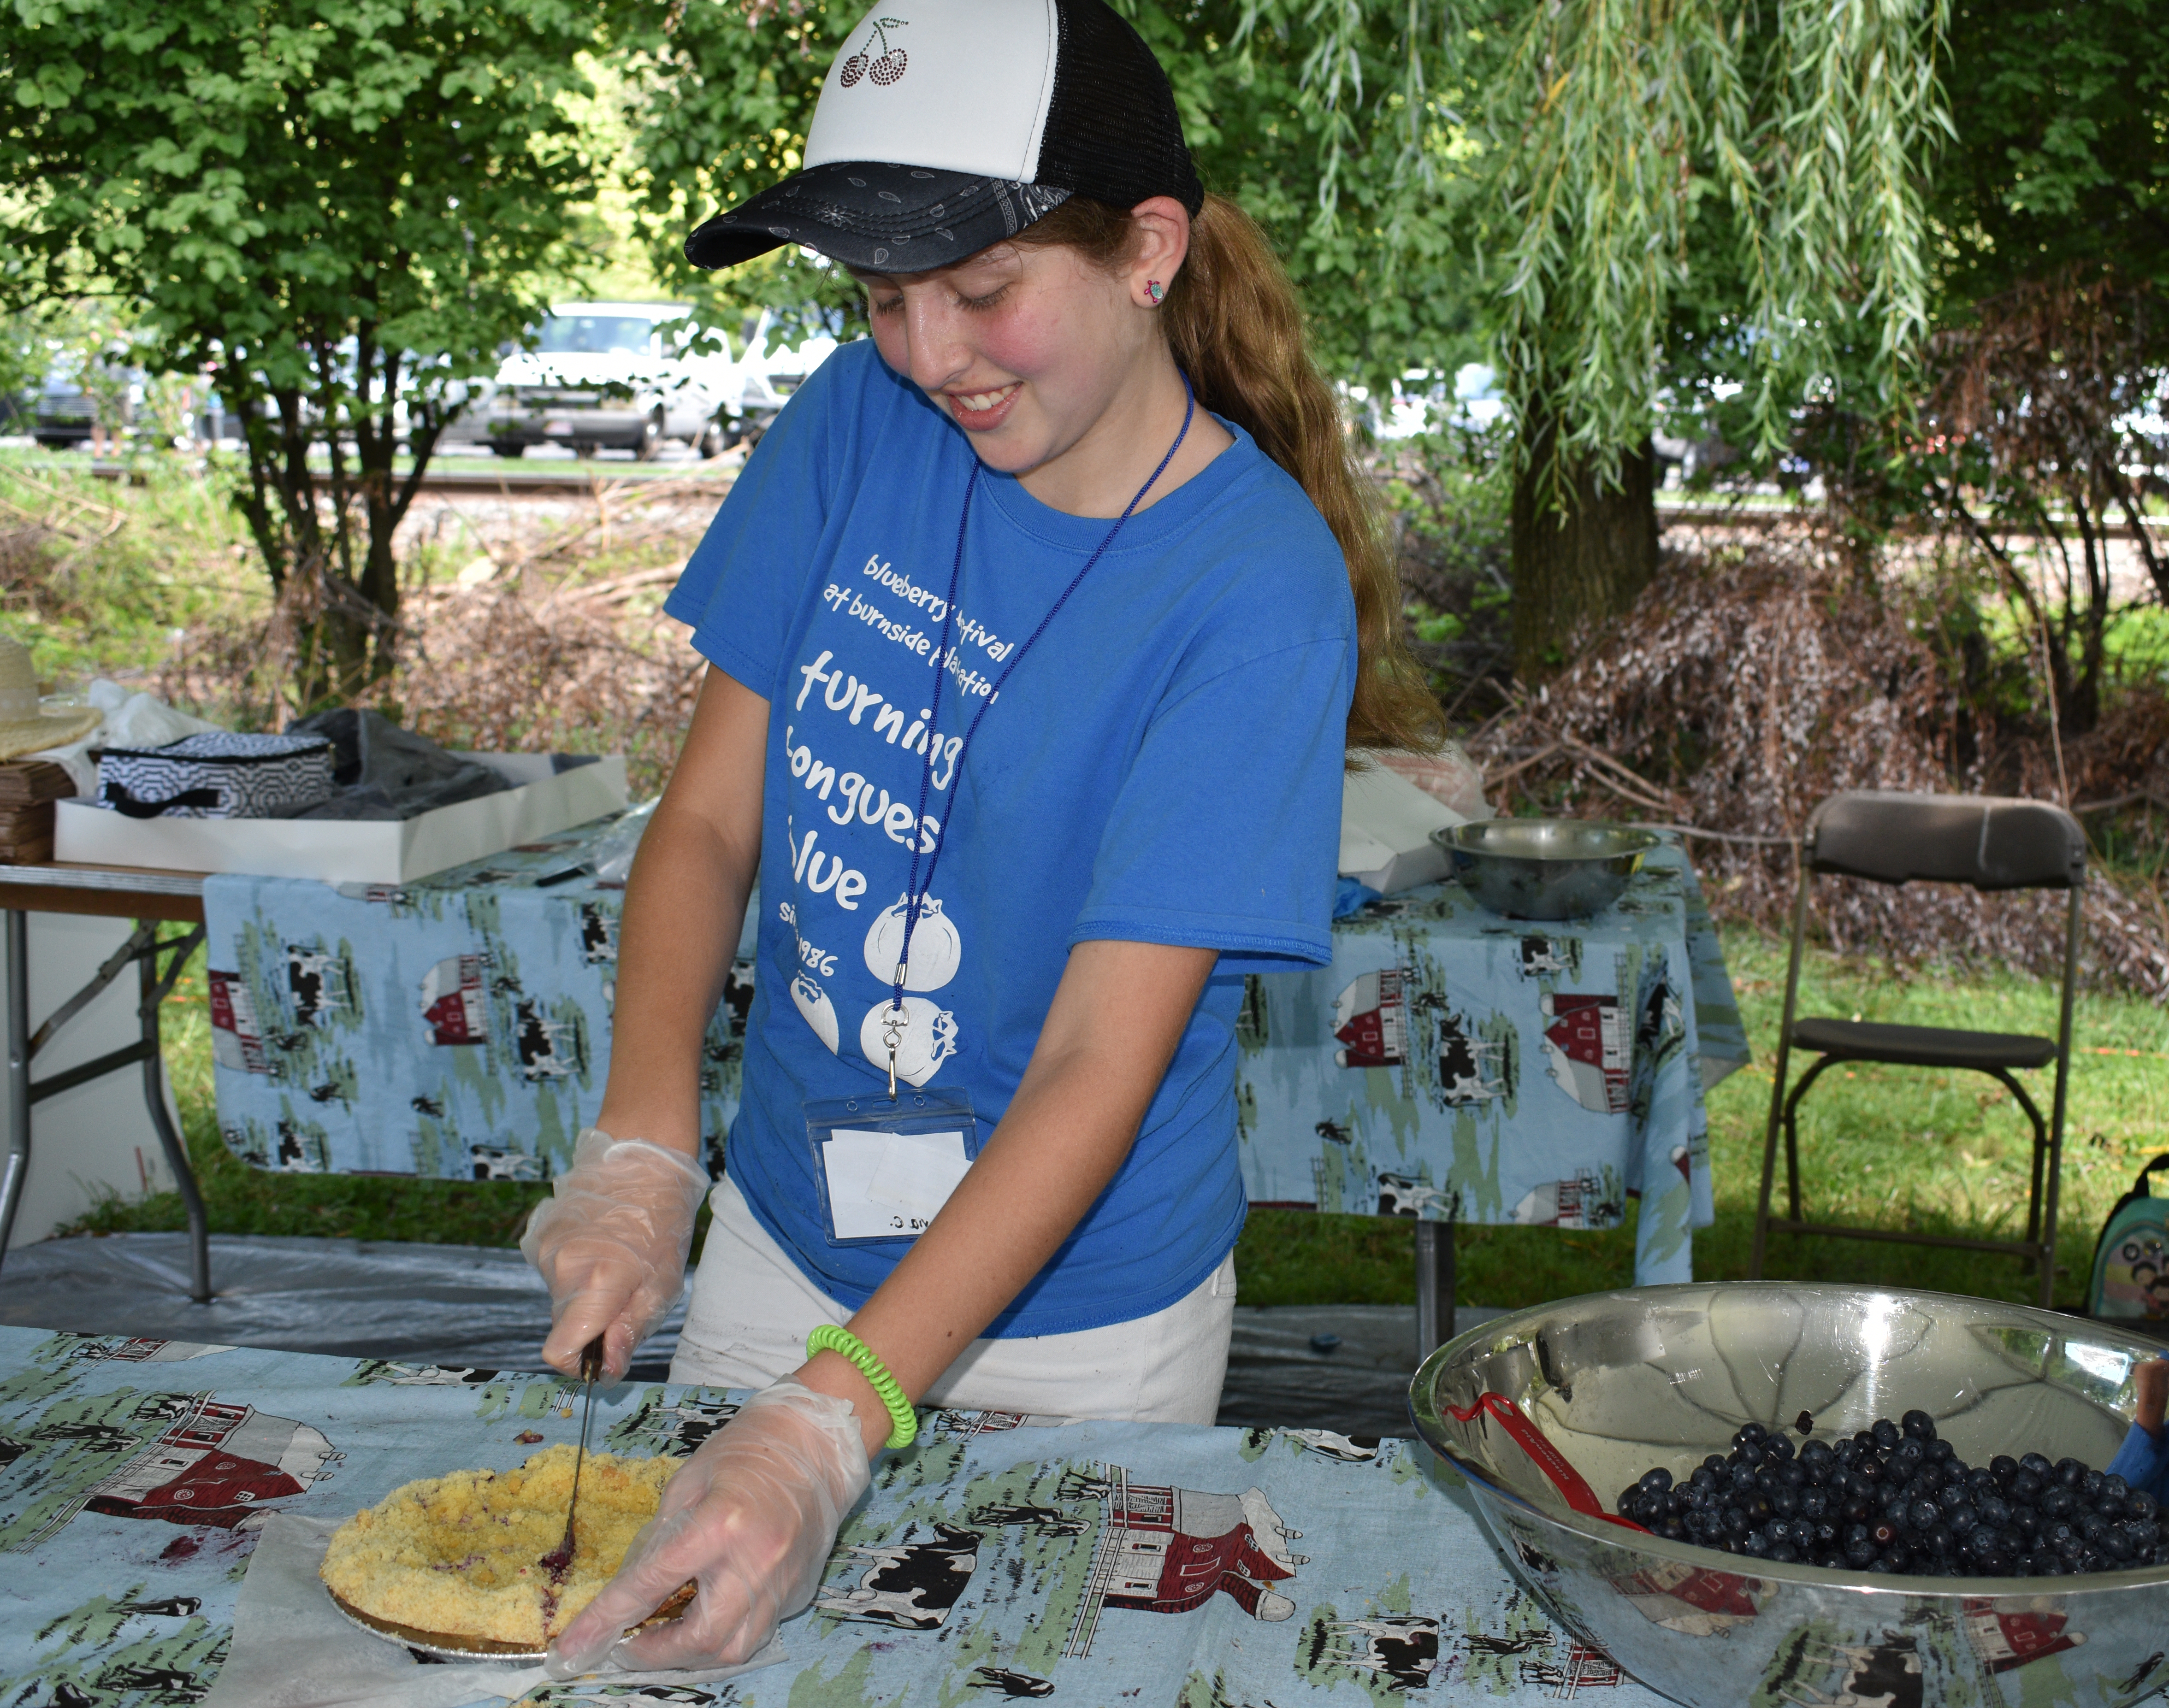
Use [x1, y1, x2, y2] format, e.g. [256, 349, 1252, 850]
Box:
[1340, 762, 1472, 895]
[53, 753, 629, 883]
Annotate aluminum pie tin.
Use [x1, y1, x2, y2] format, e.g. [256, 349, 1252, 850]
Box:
[326, 1578, 696, 1664]
[1407, 1282, 2169, 1708]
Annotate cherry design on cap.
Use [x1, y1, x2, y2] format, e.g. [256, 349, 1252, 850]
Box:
[839, 17, 908, 87]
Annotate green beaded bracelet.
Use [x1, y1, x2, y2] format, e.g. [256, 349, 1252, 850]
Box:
[807, 1324, 919, 1449]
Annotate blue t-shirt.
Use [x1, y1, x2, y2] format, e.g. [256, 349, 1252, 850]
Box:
[665, 340, 1355, 1336]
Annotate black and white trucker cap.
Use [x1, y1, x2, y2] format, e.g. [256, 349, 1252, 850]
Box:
[685, 0, 1204, 274]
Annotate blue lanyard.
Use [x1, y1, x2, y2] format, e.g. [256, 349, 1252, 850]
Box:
[876, 375, 1198, 1096]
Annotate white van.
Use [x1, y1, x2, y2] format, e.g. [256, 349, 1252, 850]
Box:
[448, 302, 739, 459]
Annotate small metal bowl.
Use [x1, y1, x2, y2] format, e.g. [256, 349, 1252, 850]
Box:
[1431, 819, 1661, 920]
[1408, 1283, 2169, 1708]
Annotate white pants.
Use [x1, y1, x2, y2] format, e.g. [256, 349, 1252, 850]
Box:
[670, 1177, 1237, 1425]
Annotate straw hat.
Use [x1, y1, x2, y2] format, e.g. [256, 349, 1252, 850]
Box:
[0, 636, 104, 761]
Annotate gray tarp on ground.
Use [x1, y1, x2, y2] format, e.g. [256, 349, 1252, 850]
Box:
[0, 1233, 1499, 1433]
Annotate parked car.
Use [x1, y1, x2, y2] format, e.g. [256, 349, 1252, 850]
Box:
[34, 359, 142, 449]
[445, 302, 739, 460]
[732, 311, 843, 448]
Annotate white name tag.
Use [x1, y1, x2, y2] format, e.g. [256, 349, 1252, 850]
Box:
[819, 1127, 973, 1240]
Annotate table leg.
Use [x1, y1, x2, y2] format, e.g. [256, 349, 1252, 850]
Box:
[141, 928, 210, 1304]
[1415, 1216, 1456, 1362]
[0, 909, 28, 1274]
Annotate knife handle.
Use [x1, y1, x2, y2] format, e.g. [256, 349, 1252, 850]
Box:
[579, 1333, 607, 1385]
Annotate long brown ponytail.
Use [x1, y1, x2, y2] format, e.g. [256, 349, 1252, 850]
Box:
[1016, 192, 1443, 755]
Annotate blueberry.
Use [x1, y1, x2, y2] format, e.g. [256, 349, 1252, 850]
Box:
[2080, 1513, 2109, 1544]
[2037, 1553, 2067, 1576]
[1640, 1467, 1674, 1496]
[1917, 1462, 1945, 1494]
[2103, 1528, 2136, 1561]
[1725, 1508, 1749, 1537]
[1939, 1484, 1969, 1513]
[2055, 1458, 2085, 1488]
[1742, 1531, 1773, 1558]
[1979, 1495, 2011, 1528]
[2129, 1492, 2158, 1523]
[1990, 1454, 2019, 1483]
[1736, 1422, 1768, 1448]
[1872, 1419, 1902, 1451]
[1769, 1542, 1800, 1563]
[1976, 1547, 2012, 1575]
[1801, 1488, 1830, 1520]
[2041, 1486, 2076, 1519]
[1947, 1503, 1980, 1537]
[1901, 1408, 1936, 1440]
[1926, 1523, 1955, 1556]
[1926, 1439, 1956, 1464]
[1772, 1486, 1801, 1518]
[2012, 1469, 2044, 1502]
[2104, 1472, 2130, 1500]
[1765, 1434, 1796, 1463]
[2081, 1469, 2106, 1502]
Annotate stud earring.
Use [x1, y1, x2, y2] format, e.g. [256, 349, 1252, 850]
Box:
[1146, 280, 1165, 305]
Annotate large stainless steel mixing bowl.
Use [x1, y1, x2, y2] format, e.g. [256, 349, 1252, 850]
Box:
[1432, 819, 1662, 919]
[1409, 1284, 2169, 1708]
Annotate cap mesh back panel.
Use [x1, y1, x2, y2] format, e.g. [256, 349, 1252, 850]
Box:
[1039, 0, 1204, 214]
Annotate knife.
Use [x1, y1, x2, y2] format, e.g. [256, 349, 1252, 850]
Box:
[545, 1333, 607, 1578]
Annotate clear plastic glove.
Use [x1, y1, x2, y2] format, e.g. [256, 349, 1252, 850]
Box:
[520, 1126, 710, 1381]
[544, 1379, 872, 1678]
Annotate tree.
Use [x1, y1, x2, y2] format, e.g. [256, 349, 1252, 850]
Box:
[1241, 0, 1951, 678]
[616, 0, 1494, 399]
[1, 0, 613, 704]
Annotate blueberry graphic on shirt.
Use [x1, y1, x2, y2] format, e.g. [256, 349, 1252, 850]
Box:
[864, 895, 961, 992]
[861, 996, 957, 1087]
[792, 971, 841, 1055]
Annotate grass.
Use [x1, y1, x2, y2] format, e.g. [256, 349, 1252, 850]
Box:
[64, 925, 2168, 1317]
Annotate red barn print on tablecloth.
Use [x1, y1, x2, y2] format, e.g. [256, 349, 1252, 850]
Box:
[1540, 993, 1629, 1113]
[421, 954, 488, 1045]
[1334, 969, 1409, 1069]
[1060, 1467, 1307, 1656]
[1962, 1598, 2086, 1674]
[1609, 1558, 1771, 1636]
[207, 970, 267, 1074]
[82, 1394, 336, 1528]
[1514, 1168, 1623, 1230]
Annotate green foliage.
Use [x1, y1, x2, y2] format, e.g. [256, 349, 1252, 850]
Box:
[1933, 0, 2169, 306]
[1239, 0, 1951, 490]
[617, 0, 1491, 395]
[1378, 420, 1513, 709]
[0, 0, 621, 699]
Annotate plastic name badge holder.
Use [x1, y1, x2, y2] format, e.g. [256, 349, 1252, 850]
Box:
[805, 1089, 980, 1245]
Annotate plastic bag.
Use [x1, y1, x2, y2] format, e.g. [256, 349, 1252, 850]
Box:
[1376, 743, 1491, 822]
[590, 799, 660, 884]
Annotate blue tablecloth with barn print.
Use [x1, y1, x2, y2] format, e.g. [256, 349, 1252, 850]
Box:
[0, 1324, 1677, 1707]
[1230, 840, 1743, 1286]
[201, 822, 1742, 1284]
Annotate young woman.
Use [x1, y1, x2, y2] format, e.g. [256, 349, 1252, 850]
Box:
[522, 0, 1440, 1677]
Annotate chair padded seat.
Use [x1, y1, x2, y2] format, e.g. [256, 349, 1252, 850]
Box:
[1791, 1017, 2058, 1071]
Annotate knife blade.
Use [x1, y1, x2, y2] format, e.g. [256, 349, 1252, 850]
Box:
[544, 1333, 606, 1580]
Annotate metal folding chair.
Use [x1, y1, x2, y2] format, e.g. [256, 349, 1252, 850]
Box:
[1749, 791, 2085, 1308]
